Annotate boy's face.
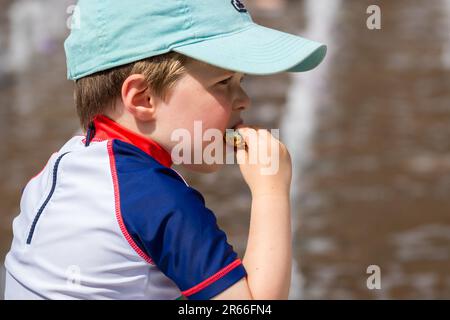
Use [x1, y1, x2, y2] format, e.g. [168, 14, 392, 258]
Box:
[155, 59, 251, 173]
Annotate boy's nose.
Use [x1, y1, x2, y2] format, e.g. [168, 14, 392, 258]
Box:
[233, 87, 251, 111]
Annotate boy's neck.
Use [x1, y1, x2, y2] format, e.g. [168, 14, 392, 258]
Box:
[92, 114, 172, 168]
[105, 109, 147, 136]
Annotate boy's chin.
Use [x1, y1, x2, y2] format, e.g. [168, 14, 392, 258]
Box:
[181, 162, 223, 174]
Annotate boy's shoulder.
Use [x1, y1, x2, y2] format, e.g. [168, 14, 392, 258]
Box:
[57, 135, 201, 206]
[109, 138, 206, 207]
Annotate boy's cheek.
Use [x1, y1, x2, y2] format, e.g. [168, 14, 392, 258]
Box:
[202, 111, 232, 133]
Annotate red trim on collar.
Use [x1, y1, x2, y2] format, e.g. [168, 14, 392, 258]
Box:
[92, 115, 172, 168]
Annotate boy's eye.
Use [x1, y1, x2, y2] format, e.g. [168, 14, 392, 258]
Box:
[217, 76, 233, 85]
[216, 75, 245, 86]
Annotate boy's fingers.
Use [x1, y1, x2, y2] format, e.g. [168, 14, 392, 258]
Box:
[235, 146, 247, 165]
[236, 125, 274, 148]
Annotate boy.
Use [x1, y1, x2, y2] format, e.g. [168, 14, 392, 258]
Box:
[4, 0, 326, 299]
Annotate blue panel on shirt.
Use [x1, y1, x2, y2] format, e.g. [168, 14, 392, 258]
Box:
[111, 139, 246, 299]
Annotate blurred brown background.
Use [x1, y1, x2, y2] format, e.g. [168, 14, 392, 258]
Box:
[0, 0, 449, 299]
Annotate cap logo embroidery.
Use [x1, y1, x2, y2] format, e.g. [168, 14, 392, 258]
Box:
[231, 0, 247, 13]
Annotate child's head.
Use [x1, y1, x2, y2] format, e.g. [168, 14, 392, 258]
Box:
[75, 52, 250, 173]
[65, 0, 326, 172]
[74, 52, 189, 131]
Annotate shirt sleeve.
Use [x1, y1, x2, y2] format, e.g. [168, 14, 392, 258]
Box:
[119, 171, 247, 300]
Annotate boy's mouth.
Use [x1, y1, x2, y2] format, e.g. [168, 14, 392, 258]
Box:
[229, 119, 243, 130]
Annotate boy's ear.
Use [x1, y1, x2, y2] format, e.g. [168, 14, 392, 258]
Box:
[121, 74, 155, 121]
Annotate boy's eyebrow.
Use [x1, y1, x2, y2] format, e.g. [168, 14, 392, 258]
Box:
[223, 70, 236, 76]
[216, 71, 234, 78]
[210, 70, 237, 79]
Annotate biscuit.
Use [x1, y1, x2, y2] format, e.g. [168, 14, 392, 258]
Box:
[225, 130, 246, 148]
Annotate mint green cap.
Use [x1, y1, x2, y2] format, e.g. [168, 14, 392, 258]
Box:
[64, 0, 327, 80]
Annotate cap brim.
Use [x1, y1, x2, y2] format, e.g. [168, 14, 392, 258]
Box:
[173, 23, 327, 75]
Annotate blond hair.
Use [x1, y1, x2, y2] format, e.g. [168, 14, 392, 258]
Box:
[74, 52, 189, 130]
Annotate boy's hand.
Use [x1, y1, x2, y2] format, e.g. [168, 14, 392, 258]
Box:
[234, 125, 292, 197]
[215, 125, 293, 300]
